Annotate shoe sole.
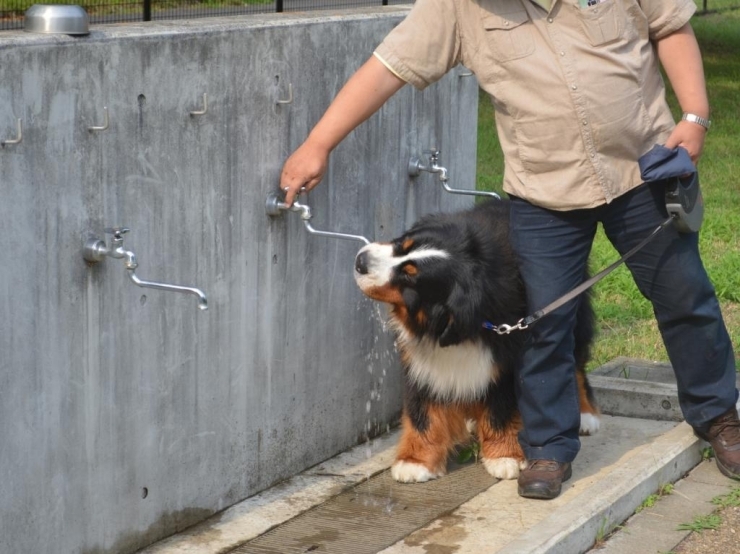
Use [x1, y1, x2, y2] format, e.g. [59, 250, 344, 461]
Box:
[715, 458, 740, 481]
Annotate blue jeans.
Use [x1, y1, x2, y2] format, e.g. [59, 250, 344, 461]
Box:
[509, 182, 738, 463]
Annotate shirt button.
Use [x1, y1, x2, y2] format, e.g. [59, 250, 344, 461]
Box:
[548, 17, 553, 22]
[560, 51, 565, 56]
[571, 85, 578, 90]
[582, 120, 588, 126]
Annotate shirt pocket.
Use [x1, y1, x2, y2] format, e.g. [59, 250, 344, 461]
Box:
[483, 10, 535, 62]
[578, 0, 622, 46]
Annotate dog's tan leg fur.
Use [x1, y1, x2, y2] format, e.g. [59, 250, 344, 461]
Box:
[472, 406, 526, 479]
[392, 404, 469, 483]
[577, 370, 601, 435]
[576, 371, 599, 415]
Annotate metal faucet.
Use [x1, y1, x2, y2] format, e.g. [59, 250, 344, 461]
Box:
[83, 227, 208, 310]
[409, 149, 449, 182]
[265, 191, 370, 245]
[408, 149, 500, 200]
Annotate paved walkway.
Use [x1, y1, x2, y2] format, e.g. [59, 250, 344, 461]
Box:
[139, 412, 738, 554]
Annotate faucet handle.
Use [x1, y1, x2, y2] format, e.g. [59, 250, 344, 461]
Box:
[422, 148, 440, 161]
[104, 227, 130, 240]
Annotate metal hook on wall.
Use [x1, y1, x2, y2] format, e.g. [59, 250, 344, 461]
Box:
[276, 83, 293, 105]
[88, 106, 109, 132]
[189, 93, 208, 116]
[1, 118, 22, 147]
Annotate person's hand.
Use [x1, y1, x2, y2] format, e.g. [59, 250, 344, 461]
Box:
[664, 120, 706, 165]
[280, 140, 330, 206]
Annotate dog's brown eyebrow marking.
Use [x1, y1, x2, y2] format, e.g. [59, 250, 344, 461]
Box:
[416, 309, 427, 326]
[401, 238, 415, 252]
[402, 263, 418, 276]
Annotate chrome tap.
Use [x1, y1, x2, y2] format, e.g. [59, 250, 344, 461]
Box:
[408, 149, 500, 200]
[409, 149, 449, 182]
[265, 190, 370, 245]
[83, 227, 208, 310]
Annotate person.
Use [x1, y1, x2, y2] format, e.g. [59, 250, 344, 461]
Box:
[280, 0, 740, 499]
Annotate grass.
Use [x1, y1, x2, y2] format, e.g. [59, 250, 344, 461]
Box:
[711, 485, 740, 509]
[677, 513, 723, 532]
[635, 483, 675, 514]
[476, 0, 740, 371]
[673, 486, 740, 540]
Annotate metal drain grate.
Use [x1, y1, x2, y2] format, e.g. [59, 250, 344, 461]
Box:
[230, 463, 498, 554]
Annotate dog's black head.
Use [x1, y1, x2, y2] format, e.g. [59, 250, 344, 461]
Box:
[354, 201, 525, 348]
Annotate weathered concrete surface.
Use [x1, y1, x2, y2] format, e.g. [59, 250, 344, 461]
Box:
[590, 357, 740, 422]
[137, 415, 707, 554]
[137, 363, 738, 554]
[0, 7, 479, 553]
[596, 459, 737, 554]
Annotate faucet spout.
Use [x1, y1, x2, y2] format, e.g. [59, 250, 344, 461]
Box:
[408, 149, 500, 200]
[127, 269, 208, 310]
[83, 227, 208, 311]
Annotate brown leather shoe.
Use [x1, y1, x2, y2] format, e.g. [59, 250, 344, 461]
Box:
[695, 407, 740, 481]
[517, 459, 572, 500]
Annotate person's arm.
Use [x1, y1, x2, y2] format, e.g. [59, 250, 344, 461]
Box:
[280, 55, 406, 205]
[655, 23, 709, 164]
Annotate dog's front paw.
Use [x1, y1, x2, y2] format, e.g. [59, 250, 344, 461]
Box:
[391, 460, 444, 483]
[482, 457, 526, 480]
[580, 412, 601, 436]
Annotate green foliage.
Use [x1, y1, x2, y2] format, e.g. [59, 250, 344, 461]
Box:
[677, 513, 723, 532]
[711, 486, 740, 508]
[456, 440, 481, 464]
[635, 483, 674, 513]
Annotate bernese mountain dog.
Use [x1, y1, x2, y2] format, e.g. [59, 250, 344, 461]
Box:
[353, 199, 600, 483]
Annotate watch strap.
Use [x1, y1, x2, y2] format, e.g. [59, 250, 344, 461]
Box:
[682, 113, 711, 130]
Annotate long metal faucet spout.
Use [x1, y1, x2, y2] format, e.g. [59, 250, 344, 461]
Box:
[127, 269, 208, 310]
[409, 149, 500, 200]
[83, 227, 208, 311]
[265, 191, 371, 244]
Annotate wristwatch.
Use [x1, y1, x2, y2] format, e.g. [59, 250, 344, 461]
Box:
[682, 113, 712, 130]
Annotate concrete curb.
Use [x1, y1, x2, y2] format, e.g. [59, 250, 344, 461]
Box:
[505, 423, 703, 553]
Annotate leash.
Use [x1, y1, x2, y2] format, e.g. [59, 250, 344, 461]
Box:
[483, 215, 676, 335]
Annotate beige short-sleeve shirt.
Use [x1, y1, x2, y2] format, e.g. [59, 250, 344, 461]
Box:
[374, 0, 697, 210]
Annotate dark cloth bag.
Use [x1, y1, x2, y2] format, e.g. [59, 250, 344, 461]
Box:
[638, 144, 696, 181]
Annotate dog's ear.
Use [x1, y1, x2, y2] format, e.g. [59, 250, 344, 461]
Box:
[438, 282, 481, 347]
[402, 288, 420, 314]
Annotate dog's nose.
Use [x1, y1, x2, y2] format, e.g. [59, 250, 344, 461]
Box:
[355, 251, 369, 275]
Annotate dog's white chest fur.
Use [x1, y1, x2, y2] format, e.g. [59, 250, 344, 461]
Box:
[398, 330, 496, 401]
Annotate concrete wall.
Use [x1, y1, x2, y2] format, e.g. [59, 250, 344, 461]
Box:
[0, 9, 478, 554]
